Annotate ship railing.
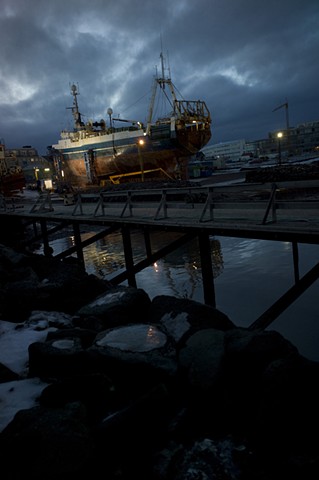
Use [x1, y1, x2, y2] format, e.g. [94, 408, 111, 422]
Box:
[68, 179, 319, 226]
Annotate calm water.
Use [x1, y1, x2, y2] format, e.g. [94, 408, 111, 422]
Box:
[37, 230, 319, 362]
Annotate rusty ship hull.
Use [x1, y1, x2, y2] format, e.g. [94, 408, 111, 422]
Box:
[51, 53, 212, 187]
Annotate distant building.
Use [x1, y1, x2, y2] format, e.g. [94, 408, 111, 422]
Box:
[266, 120, 319, 157]
[6, 146, 54, 185]
[200, 139, 257, 164]
[199, 120, 319, 165]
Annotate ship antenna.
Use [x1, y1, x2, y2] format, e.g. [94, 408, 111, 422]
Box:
[160, 33, 164, 78]
[160, 51, 165, 89]
[167, 50, 171, 80]
[69, 83, 84, 129]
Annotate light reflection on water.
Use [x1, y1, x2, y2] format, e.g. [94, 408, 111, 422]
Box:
[36, 231, 319, 362]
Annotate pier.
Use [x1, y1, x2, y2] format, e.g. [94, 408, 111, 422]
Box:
[1, 178, 319, 330]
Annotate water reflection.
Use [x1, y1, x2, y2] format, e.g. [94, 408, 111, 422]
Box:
[35, 231, 319, 363]
[40, 230, 224, 285]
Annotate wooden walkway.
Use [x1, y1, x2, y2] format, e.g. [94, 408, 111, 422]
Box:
[1, 178, 319, 330]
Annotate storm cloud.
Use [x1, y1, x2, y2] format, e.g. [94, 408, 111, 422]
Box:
[0, 0, 318, 154]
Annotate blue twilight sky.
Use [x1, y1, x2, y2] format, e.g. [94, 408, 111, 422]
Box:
[0, 0, 318, 154]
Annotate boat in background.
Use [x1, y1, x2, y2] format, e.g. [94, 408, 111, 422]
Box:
[51, 53, 211, 187]
[0, 143, 26, 196]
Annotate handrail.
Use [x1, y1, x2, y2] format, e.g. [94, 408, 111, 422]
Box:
[67, 179, 319, 225]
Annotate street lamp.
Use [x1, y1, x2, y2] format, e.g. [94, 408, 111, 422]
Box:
[137, 138, 145, 182]
[277, 132, 283, 166]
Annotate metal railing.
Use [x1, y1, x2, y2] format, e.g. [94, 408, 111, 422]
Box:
[1, 179, 319, 227]
[68, 179, 319, 225]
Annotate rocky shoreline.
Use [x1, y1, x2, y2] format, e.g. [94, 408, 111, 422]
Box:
[0, 243, 319, 479]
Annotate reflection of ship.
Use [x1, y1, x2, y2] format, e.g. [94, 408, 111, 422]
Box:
[34, 227, 223, 302]
[51, 52, 211, 187]
[0, 143, 26, 196]
[155, 236, 224, 300]
[82, 230, 224, 300]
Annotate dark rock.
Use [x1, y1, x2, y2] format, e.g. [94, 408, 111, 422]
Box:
[255, 355, 319, 453]
[46, 327, 97, 348]
[72, 314, 108, 332]
[178, 328, 225, 392]
[28, 338, 91, 379]
[150, 295, 235, 346]
[2, 278, 40, 320]
[220, 329, 300, 427]
[0, 362, 21, 383]
[95, 384, 174, 476]
[39, 373, 114, 423]
[1, 243, 319, 479]
[0, 402, 96, 479]
[153, 437, 243, 480]
[0, 244, 28, 267]
[0, 244, 113, 319]
[87, 323, 178, 398]
[76, 285, 152, 326]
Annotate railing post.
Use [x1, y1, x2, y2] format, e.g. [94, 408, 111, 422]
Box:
[72, 194, 83, 216]
[143, 227, 152, 258]
[122, 225, 137, 287]
[199, 187, 214, 222]
[262, 183, 277, 224]
[40, 219, 52, 257]
[73, 222, 85, 270]
[154, 190, 167, 220]
[120, 191, 133, 217]
[292, 241, 300, 283]
[94, 193, 104, 216]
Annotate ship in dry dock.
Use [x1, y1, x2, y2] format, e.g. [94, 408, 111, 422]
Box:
[51, 53, 211, 187]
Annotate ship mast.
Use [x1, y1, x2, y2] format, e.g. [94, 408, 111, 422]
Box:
[146, 72, 158, 135]
[158, 51, 179, 108]
[69, 84, 84, 130]
[146, 52, 180, 135]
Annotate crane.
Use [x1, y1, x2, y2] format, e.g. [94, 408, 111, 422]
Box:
[272, 100, 291, 157]
[272, 101, 289, 130]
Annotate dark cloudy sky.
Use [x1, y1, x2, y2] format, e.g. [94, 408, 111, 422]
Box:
[0, 0, 318, 155]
